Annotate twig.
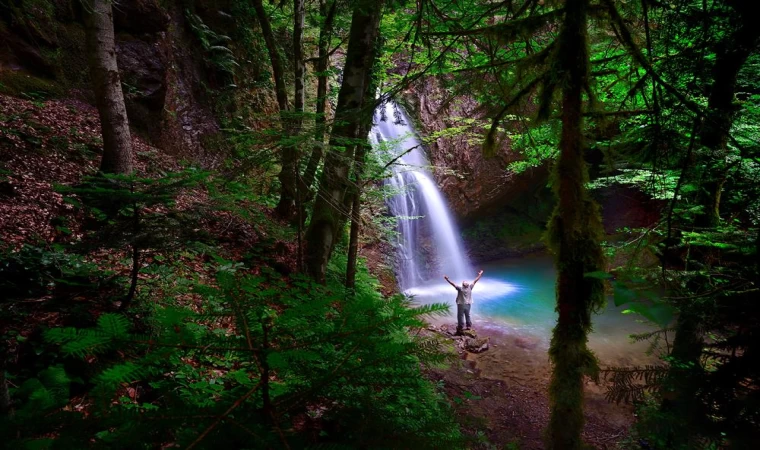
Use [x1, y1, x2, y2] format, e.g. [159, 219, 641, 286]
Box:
[186, 381, 262, 450]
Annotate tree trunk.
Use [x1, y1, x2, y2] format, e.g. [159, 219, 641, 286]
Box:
[301, 0, 338, 194]
[83, 0, 133, 174]
[695, 3, 760, 227]
[0, 363, 11, 417]
[251, 0, 289, 113]
[345, 123, 375, 289]
[251, 0, 298, 221]
[345, 179, 362, 289]
[293, 0, 305, 120]
[658, 308, 704, 444]
[305, 0, 383, 282]
[546, 0, 605, 448]
[658, 3, 760, 442]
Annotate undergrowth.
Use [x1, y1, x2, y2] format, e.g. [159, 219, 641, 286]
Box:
[2, 238, 462, 448]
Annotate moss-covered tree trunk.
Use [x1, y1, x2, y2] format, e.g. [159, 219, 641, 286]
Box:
[83, 0, 133, 174]
[305, 0, 383, 282]
[545, 0, 605, 448]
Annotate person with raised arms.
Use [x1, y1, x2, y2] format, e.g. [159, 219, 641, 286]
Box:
[444, 270, 484, 335]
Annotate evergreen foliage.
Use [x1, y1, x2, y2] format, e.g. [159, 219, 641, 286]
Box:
[185, 10, 239, 85]
[58, 169, 210, 309]
[2, 257, 461, 449]
[4, 0, 760, 448]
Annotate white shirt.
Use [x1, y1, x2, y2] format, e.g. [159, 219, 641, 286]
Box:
[455, 284, 473, 305]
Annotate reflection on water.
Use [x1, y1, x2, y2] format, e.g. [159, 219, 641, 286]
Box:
[405, 254, 660, 366]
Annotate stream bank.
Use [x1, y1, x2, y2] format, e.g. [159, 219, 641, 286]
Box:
[424, 324, 636, 449]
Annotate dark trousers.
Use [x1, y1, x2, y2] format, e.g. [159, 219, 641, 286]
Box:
[457, 303, 472, 330]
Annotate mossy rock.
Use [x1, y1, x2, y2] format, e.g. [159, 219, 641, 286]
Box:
[0, 71, 63, 99]
[53, 23, 89, 89]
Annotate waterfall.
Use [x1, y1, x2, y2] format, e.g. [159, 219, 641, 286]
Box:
[371, 101, 474, 290]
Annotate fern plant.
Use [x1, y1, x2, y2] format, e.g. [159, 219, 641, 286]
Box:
[6, 258, 463, 449]
[185, 10, 239, 84]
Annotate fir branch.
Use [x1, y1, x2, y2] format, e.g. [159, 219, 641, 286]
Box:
[601, 365, 668, 404]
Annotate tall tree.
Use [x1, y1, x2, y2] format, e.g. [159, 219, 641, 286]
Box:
[419, 3, 607, 443]
[83, 0, 133, 174]
[694, 0, 760, 227]
[345, 70, 379, 289]
[251, 0, 298, 221]
[305, 0, 384, 282]
[545, 0, 605, 448]
[301, 0, 339, 194]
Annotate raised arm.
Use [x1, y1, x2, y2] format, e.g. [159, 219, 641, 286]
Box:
[472, 270, 484, 286]
[443, 275, 457, 288]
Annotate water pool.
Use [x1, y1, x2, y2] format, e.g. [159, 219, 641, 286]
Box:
[405, 254, 660, 366]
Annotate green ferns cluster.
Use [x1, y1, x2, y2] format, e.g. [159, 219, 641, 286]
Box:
[3, 259, 462, 449]
[185, 10, 239, 84]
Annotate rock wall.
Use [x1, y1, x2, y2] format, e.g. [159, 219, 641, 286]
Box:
[402, 78, 549, 223]
[399, 77, 553, 261]
[0, 0, 278, 162]
[402, 78, 663, 264]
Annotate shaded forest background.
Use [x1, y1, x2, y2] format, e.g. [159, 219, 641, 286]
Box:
[1, 0, 759, 449]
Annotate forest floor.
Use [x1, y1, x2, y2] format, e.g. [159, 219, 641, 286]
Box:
[425, 323, 637, 449]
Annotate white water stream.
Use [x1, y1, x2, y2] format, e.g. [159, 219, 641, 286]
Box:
[370, 102, 512, 298]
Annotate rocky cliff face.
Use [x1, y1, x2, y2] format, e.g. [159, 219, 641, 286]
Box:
[0, 0, 278, 162]
[399, 78, 552, 261]
[402, 78, 549, 223]
[402, 78, 662, 263]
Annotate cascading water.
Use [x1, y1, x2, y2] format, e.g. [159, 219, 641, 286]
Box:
[370, 102, 473, 290]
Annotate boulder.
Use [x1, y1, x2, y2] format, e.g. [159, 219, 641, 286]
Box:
[464, 337, 489, 353]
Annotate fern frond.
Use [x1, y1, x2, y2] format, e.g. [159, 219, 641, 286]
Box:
[96, 362, 149, 389]
[601, 365, 668, 404]
[45, 327, 113, 358]
[629, 327, 675, 343]
[97, 313, 130, 338]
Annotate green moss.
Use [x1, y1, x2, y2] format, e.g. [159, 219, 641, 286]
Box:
[21, 0, 55, 19]
[54, 24, 90, 89]
[0, 71, 63, 99]
[8, 0, 58, 45]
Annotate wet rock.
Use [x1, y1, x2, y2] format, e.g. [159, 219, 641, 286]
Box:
[117, 38, 167, 111]
[465, 337, 489, 353]
[0, 32, 56, 77]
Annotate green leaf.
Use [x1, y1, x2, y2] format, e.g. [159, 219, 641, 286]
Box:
[613, 283, 637, 306]
[622, 302, 675, 328]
